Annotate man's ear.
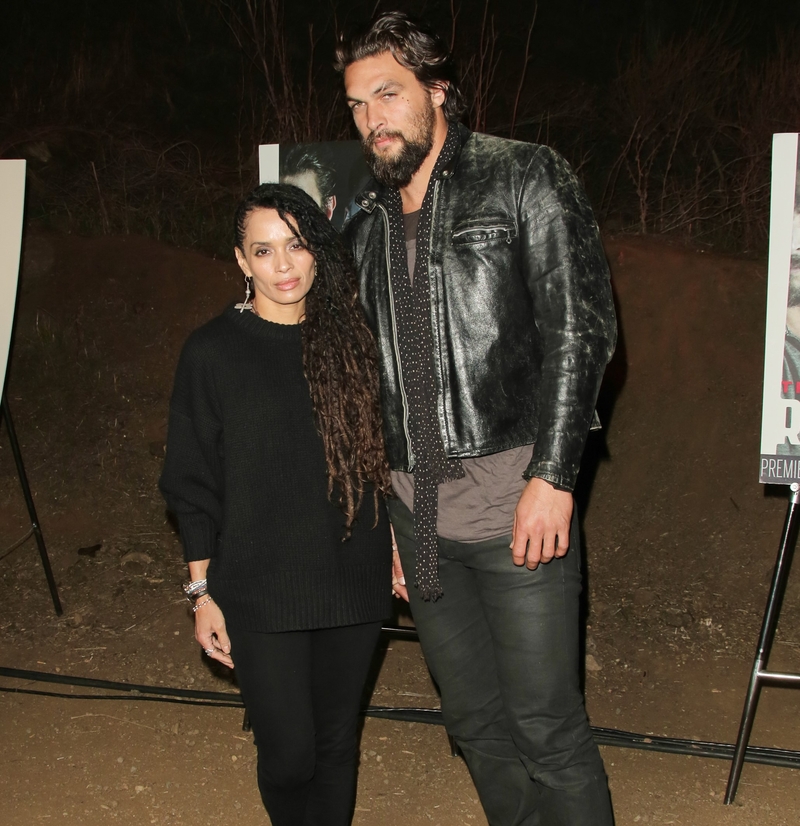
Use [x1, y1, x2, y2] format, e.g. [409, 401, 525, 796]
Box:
[429, 81, 448, 110]
[325, 195, 337, 221]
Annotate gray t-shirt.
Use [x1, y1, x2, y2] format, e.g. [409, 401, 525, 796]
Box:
[390, 210, 532, 542]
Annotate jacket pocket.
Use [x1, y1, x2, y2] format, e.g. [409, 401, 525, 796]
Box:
[451, 218, 517, 247]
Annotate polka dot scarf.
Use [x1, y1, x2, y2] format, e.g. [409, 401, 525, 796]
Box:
[385, 122, 464, 601]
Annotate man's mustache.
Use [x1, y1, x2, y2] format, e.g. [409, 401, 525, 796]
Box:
[365, 130, 405, 150]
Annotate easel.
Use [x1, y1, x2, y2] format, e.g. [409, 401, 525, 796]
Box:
[1, 393, 62, 616]
[725, 483, 800, 803]
[0, 160, 60, 614]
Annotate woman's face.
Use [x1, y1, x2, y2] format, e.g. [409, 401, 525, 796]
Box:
[235, 207, 316, 324]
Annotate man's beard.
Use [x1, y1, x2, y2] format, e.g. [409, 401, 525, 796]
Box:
[362, 102, 436, 189]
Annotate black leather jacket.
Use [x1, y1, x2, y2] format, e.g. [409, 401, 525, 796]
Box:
[345, 125, 616, 491]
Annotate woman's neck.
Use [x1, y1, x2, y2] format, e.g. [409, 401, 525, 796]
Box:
[252, 295, 306, 325]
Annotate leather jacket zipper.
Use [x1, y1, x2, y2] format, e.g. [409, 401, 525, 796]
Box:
[427, 179, 447, 453]
[451, 224, 515, 244]
[378, 202, 415, 469]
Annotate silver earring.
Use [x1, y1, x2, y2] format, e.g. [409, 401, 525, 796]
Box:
[235, 275, 254, 313]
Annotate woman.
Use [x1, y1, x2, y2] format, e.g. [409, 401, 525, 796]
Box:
[159, 183, 393, 826]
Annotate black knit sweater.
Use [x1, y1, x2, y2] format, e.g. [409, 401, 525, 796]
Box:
[159, 304, 392, 633]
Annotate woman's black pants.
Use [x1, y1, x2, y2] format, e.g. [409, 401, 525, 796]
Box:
[228, 621, 383, 826]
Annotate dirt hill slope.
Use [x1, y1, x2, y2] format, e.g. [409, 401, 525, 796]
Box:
[0, 229, 798, 825]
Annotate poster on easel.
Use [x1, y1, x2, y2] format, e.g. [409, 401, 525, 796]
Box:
[760, 133, 800, 483]
[0, 159, 27, 399]
[258, 141, 371, 232]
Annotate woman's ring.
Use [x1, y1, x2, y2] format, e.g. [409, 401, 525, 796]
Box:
[204, 647, 215, 656]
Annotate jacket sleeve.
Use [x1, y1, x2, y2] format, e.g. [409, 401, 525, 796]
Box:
[519, 146, 616, 489]
[158, 335, 224, 562]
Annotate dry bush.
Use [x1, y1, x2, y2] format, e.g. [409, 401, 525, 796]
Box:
[211, 0, 349, 146]
[456, 0, 501, 134]
[4, 4, 798, 258]
[451, 0, 537, 138]
[604, 33, 738, 238]
[2, 0, 350, 254]
[733, 40, 800, 251]
[601, 30, 800, 251]
[17, 128, 245, 255]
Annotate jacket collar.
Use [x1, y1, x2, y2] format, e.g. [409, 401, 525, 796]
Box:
[354, 122, 471, 214]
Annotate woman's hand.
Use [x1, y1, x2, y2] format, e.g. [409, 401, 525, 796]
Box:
[194, 599, 234, 669]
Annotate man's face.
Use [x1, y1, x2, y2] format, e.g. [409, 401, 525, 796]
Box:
[789, 266, 800, 309]
[282, 171, 323, 208]
[788, 211, 800, 308]
[344, 51, 443, 188]
[281, 170, 336, 220]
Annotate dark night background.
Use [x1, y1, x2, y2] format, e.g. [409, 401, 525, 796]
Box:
[2, 0, 799, 253]
[2, 6, 800, 821]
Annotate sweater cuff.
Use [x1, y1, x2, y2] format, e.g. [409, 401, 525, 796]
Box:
[178, 513, 218, 562]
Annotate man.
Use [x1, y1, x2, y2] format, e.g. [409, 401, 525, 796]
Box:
[279, 144, 338, 220]
[337, 12, 616, 826]
[779, 209, 800, 451]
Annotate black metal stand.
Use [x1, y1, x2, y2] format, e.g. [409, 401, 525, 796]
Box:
[724, 484, 800, 803]
[1, 396, 62, 616]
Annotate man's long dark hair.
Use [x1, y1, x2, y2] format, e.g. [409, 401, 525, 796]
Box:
[234, 183, 391, 534]
[334, 11, 465, 122]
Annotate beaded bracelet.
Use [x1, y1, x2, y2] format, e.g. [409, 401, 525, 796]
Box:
[192, 596, 214, 613]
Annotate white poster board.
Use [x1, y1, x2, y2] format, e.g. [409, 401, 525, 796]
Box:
[258, 141, 370, 231]
[0, 160, 26, 399]
[759, 133, 800, 483]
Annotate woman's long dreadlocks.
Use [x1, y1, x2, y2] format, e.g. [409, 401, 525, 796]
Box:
[234, 183, 391, 536]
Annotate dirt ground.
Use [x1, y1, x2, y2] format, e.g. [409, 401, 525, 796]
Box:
[1, 227, 799, 825]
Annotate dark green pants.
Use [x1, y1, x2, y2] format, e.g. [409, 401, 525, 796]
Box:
[389, 498, 613, 826]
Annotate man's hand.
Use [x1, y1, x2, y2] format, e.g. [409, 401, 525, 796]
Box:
[390, 524, 409, 601]
[511, 477, 573, 569]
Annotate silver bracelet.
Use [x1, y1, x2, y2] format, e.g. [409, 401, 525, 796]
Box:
[192, 596, 214, 613]
[185, 589, 209, 605]
[183, 578, 208, 598]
